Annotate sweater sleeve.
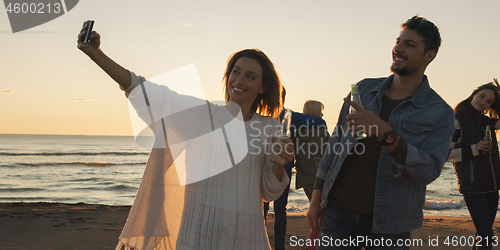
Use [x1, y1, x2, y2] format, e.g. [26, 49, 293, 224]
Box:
[447, 118, 479, 163]
[121, 71, 144, 94]
[124, 70, 209, 136]
[262, 167, 289, 202]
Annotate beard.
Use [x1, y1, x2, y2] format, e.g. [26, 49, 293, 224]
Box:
[390, 64, 409, 76]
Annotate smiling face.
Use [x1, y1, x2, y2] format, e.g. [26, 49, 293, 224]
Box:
[471, 89, 496, 113]
[226, 57, 266, 108]
[391, 29, 435, 76]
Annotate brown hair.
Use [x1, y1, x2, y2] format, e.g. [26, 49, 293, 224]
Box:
[223, 49, 282, 118]
[401, 15, 441, 54]
[455, 82, 500, 118]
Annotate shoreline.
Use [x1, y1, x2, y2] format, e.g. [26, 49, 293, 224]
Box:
[1, 202, 499, 249]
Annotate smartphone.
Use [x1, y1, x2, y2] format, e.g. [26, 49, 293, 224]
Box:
[83, 20, 94, 44]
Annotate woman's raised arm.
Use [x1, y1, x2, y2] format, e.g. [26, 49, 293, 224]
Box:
[77, 21, 131, 90]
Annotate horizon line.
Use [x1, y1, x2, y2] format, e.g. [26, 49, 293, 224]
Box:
[0, 133, 134, 137]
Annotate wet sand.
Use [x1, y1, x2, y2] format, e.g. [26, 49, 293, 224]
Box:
[1, 202, 499, 249]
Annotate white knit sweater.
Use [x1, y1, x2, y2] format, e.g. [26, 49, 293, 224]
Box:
[119, 71, 289, 250]
[176, 112, 289, 250]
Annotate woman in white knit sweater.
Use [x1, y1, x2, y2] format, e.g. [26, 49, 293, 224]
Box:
[77, 21, 294, 250]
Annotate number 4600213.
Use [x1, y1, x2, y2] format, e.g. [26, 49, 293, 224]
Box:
[443, 236, 499, 247]
[5, 2, 61, 14]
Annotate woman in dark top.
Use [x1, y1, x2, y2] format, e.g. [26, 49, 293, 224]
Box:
[448, 79, 500, 250]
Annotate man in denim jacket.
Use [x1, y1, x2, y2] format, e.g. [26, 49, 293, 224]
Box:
[307, 16, 455, 249]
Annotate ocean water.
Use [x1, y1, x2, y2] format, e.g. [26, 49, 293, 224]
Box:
[0, 134, 492, 217]
[0, 134, 148, 205]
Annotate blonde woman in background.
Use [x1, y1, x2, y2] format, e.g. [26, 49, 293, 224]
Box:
[303, 100, 325, 119]
[294, 100, 329, 250]
[263, 92, 328, 250]
[295, 100, 329, 201]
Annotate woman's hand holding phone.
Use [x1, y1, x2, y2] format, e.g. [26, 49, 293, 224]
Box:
[77, 20, 100, 57]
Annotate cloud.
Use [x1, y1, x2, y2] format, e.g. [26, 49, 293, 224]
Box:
[64, 97, 96, 101]
[182, 22, 194, 27]
[1, 90, 15, 94]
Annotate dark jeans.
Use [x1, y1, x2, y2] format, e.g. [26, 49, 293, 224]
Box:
[318, 206, 410, 250]
[263, 168, 292, 250]
[462, 191, 499, 250]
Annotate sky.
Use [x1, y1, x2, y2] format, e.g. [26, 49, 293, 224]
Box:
[0, 0, 499, 136]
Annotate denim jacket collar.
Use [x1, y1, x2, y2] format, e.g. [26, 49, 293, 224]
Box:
[371, 74, 430, 109]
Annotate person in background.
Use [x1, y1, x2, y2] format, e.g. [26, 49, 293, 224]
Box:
[295, 100, 329, 201]
[295, 100, 330, 250]
[307, 16, 455, 250]
[264, 89, 327, 250]
[448, 79, 500, 250]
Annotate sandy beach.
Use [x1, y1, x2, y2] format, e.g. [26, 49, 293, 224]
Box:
[1, 202, 500, 250]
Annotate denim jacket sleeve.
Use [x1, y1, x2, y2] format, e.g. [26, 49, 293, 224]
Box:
[394, 106, 455, 185]
[316, 96, 350, 182]
[373, 76, 454, 187]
